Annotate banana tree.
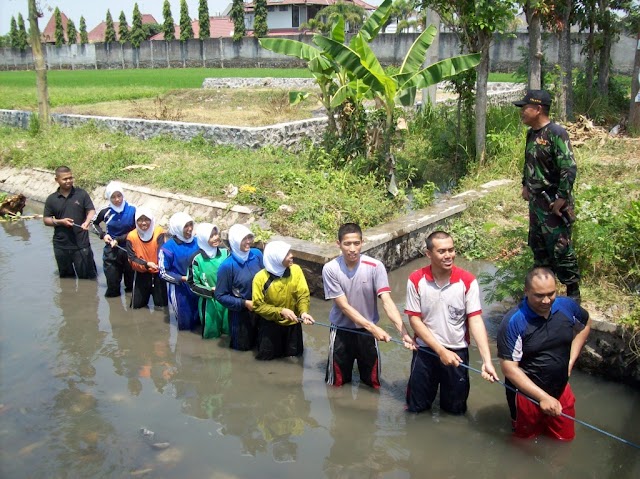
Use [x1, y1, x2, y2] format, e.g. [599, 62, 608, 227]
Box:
[260, 0, 481, 191]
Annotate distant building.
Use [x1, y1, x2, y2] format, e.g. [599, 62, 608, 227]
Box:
[240, 0, 376, 36]
[87, 14, 159, 43]
[41, 10, 77, 44]
[149, 16, 235, 40]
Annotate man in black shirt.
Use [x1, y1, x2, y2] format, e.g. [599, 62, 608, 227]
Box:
[43, 166, 97, 279]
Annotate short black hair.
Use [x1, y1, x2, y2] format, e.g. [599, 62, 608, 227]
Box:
[55, 166, 72, 176]
[338, 223, 362, 242]
[426, 230, 452, 251]
[524, 267, 556, 290]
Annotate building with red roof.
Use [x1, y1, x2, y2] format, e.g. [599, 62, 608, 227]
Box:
[150, 16, 235, 40]
[87, 14, 159, 43]
[41, 10, 77, 44]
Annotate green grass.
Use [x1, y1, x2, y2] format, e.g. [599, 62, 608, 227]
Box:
[0, 68, 313, 110]
[487, 72, 524, 83]
[0, 123, 401, 242]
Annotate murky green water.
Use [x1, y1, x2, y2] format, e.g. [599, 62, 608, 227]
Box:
[1, 210, 639, 478]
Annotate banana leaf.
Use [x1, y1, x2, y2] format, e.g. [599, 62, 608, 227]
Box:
[259, 38, 320, 62]
[357, 0, 393, 44]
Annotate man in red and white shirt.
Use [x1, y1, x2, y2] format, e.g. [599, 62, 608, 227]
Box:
[405, 231, 499, 414]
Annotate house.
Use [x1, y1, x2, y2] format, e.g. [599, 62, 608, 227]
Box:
[149, 16, 235, 40]
[240, 0, 376, 36]
[41, 11, 77, 44]
[87, 14, 159, 43]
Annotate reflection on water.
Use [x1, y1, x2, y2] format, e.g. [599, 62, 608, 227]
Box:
[0, 212, 639, 478]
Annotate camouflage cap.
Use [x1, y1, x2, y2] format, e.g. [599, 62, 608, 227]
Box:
[513, 90, 552, 107]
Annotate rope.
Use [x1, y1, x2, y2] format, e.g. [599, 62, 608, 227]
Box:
[307, 319, 640, 450]
[73, 222, 129, 254]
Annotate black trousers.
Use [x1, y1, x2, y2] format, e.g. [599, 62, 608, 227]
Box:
[130, 271, 168, 309]
[54, 246, 97, 279]
[103, 245, 134, 297]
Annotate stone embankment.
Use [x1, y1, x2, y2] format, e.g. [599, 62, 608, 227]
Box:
[1, 166, 637, 386]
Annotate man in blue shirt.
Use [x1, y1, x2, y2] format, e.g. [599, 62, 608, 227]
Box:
[497, 267, 591, 441]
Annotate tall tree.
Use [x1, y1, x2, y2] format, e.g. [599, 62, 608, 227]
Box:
[118, 11, 130, 44]
[28, 0, 50, 127]
[524, 1, 544, 89]
[17, 14, 29, 50]
[230, 0, 246, 41]
[9, 16, 19, 48]
[54, 7, 65, 46]
[253, 0, 268, 37]
[556, 0, 573, 120]
[66, 18, 77, 45]
[79, 16, 89, 44]
[179, 0, 194, 41]
[199, 0, 210, 39]
[421, 0, 518, 163]
[105, 10, 117, 43]
[130, 3, 146, 47]
[162, 0, 176, 41]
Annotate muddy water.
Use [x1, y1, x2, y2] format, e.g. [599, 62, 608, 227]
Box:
[1, 211, 639, 478]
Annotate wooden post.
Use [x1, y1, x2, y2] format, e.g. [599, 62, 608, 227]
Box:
[629, 33, 640, 136]
[28, 0, 50, 127]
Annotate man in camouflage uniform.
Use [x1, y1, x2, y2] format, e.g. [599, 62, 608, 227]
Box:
[514, 90, 580, 301]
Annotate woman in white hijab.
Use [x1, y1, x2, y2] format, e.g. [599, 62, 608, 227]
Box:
[252, 240, 314, 360]
[214, 224, 264, 351]
[122, 206, 168, 309]
[90, 181, 136, 297]
[187, 223, 229, 339]
[159, 212, 201, 330]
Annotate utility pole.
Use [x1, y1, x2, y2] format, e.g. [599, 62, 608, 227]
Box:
[28, 0, 50, 127]
[629, 33, 640, 136]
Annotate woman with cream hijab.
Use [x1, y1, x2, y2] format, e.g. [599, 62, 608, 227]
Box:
[159, 212, 200, 330]
[215, 224, 264, 351]
[252, 240, 314, 360]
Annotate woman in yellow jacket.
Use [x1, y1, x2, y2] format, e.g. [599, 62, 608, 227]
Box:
[252, 241, 314, 360]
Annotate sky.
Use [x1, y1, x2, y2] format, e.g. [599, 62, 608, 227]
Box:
[0, 1, 233, 35]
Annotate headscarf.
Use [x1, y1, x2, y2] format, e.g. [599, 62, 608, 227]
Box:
[195, 222, 219, 258]
[263, 240, 291, 277]
[105, 181, 126, 213]
[228, 224, 253, 263]
[135, 206, 156, 242]
[168, 212, 195, 243]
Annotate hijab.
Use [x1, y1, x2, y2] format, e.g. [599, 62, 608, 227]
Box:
[228, 224, 253, 263]
[263, 240, 291, 277]
[168, 212, 195, 243]
[105, 181, 126, 213]
[195, 223, 219, 258]
[134, 206, 156, 242]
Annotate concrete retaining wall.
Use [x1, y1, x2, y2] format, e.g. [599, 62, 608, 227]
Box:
[1, 32, 635, 74]
[0, 109, 325, 151]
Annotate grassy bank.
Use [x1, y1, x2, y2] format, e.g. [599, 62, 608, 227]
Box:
[0, 123, 402, 242]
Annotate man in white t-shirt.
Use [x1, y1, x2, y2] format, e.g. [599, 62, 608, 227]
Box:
[405, 231, 498, 413]
[323, 223, 416, 389]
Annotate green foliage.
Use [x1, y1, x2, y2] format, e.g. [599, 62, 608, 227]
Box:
[118, 11, 130, 44]
[253, 0, 269, 38]
[479, 249, 532, 304]
[198, 0, 210, 39]
[79, 17, 89, 45]
[105, 10, 117, 43]
[9, 17, 19, 48]
[573, 72, 631, 126]
[66, 19, 78, 45]
[410, 182, 437, 209]
[162, 0, 176, 41]
[54, 7, 65, 46]
[16, 14, 28, 50]
[230, 0, 246, 41]
[179, 0, 194, 41]
[130, 4, 146, 48]
[300, 1, 367, 34]
[28, 113, 40, 137]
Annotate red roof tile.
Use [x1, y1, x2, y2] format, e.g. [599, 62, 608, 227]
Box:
[150, 17, 235, 40]
[87, 14, 158, 43]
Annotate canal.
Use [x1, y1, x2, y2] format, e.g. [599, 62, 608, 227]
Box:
[0, 209, 639, 478]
